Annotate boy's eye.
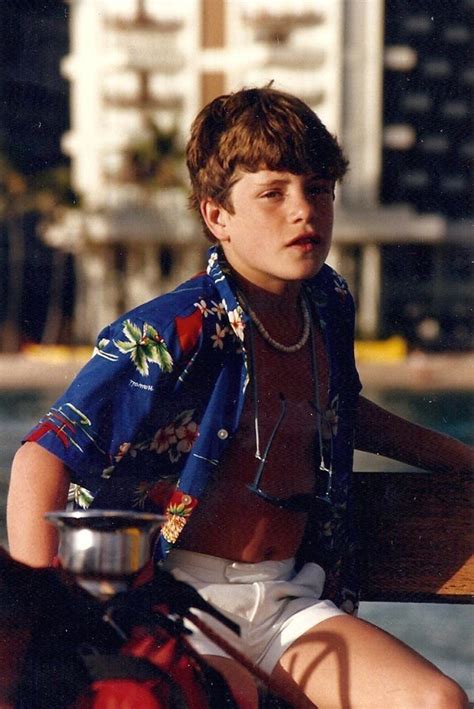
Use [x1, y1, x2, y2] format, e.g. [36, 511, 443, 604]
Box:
[307, 185, 335, 199]
[261, 190, 282, 199]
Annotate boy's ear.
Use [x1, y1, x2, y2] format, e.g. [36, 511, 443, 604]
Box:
[200, 199, 230, 242]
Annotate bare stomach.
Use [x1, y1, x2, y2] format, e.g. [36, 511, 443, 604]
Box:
[177, 442, 312, 562]
[177, 486, 308, 562]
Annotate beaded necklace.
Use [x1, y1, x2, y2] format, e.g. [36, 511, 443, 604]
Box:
[242, 288, 334, 505]
[237, 291, 310, 353]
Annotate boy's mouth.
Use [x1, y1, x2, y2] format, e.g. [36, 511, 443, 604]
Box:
[287, 233, 321, 248]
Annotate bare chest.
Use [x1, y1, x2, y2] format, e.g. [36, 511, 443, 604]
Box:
[239, 330, 329, 484]
[176, 326, 329, 561]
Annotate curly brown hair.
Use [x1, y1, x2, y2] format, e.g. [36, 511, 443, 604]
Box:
[186, 85, 349, 240]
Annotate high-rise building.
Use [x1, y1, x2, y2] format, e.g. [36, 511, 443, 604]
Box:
[381, 0, 472, 220]
[378, 0, 473, 349]
[323, 0, 472, 349]
[49, 0, 471, 348]
[56, 0, 352, 340]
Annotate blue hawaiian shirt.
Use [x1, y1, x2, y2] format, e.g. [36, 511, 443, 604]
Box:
[26, 247, 362, 612]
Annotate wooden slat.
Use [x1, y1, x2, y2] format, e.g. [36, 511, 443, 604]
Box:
[355, 471, 473, 603]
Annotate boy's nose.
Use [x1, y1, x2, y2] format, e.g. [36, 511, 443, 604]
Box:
[289, 191, 314, 222]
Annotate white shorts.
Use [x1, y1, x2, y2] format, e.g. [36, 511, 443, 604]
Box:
[161, 549, 345, 674]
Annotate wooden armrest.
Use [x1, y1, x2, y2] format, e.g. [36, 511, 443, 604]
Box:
[354, 471, 473, 603]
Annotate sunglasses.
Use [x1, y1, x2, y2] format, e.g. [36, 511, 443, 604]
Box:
[246, 395, 333, 513]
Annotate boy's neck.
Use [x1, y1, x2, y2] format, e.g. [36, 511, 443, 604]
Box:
[233, 271, 302, 315]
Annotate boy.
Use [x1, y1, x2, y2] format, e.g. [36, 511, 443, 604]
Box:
[8, 87, 471, 707]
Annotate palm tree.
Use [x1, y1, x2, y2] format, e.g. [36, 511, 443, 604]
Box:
[0, 155, 78, 351]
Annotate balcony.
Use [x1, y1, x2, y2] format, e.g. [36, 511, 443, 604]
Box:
[261, 45, 325, 69]
[241, 3, 324, 43]
[102, 23, 186, 72]
[104, 17, 183, 33]
[103, 9, 184, 34]
[102, 92, 184, 111]
[44, 188, 197, 250]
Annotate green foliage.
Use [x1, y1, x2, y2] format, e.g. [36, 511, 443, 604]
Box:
[123, 121, 184, 187]
[0, 149, 79, 215]
[30, 166, 80, 209]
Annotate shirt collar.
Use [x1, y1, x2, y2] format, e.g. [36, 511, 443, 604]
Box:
[206, 246, 248, 344]
[206, 245, 329, 343]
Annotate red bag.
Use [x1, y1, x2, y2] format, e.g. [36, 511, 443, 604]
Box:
[0, 550, 238, 708]
[76, 628, 225, 709]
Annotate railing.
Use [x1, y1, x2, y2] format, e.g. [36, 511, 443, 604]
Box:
[355, 470, 473, 603]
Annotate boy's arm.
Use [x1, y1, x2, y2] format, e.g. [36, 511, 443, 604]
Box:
[354, 395, 473, 475]
[7, 442, 70, 567]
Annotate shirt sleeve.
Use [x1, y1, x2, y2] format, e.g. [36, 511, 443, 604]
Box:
[24, 315, 176, 494]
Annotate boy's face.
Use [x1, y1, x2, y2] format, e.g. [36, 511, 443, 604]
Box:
[201, 169, 334, 294]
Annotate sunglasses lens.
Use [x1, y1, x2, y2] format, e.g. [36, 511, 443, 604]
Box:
[248, 394, 333, 514]
[247, 485, 332, 513]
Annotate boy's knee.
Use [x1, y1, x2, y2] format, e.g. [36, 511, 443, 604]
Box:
[421, 674, 468, 709]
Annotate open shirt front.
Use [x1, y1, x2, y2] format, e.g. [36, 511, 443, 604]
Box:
[25, 247, 362, 612]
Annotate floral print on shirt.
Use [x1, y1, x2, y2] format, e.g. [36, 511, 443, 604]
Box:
[162, 491, 198, 544]
[150, 410, 200, 463]
[25, 246, 362, 612]
[114, 320, 173, 376]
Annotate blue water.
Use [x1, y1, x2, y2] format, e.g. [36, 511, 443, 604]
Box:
[1, 389, 473, 694]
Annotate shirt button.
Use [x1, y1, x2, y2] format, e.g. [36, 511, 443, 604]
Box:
[217, 428, 229, 440]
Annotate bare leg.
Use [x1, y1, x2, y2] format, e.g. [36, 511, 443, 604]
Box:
[203, 655, 259, 708]
[204, 653, 320, 708]
[271, 615, 468, 709]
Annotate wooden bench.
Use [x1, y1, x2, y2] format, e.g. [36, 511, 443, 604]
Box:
[355, 471, 473, 603]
